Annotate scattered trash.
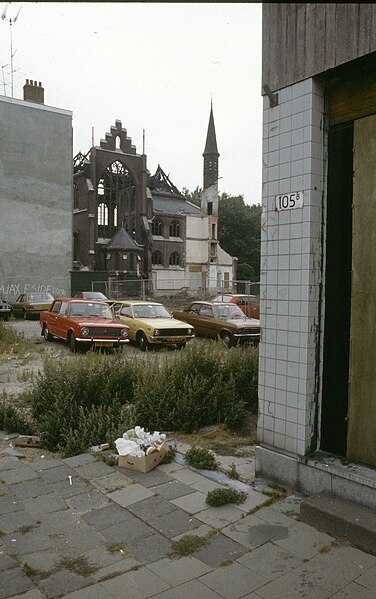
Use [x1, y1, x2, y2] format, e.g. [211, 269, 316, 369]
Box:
[68, 476, 73, 486]
[90, 443, 111, 454]
[13, 435, 41, 448]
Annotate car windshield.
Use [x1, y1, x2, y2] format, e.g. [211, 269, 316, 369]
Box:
[212, 304, 245, 319]
[29, 293, 53, 301]
[133, 304, 171, 319]
[69, 302, 113, 319]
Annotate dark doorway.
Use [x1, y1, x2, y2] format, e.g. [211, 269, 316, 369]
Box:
[320, 122, 353, 456]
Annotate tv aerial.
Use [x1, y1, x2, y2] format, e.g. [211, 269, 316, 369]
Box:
[1, 3, 22, 98]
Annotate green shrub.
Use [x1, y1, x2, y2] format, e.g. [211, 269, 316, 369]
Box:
[221, 344, 259, 412]
[206, 488, 247, 507]
[185, 447, 218, 470]
[0, 399, 33, 434]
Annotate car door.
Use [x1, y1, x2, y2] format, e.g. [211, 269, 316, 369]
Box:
[117, 304, 136, 340]
[197, 304, 217, 338]
[47, 301, 62, 337]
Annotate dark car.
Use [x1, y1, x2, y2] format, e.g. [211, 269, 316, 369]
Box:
[73, 292, 109, 301]
[11, 293, 54, 319]
[0, 299, 12, 321]
[212, 293, 260, 319]
[172, 301, 260, 348]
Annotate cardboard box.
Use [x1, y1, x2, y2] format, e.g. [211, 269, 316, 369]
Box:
[117, 442, 166, 473]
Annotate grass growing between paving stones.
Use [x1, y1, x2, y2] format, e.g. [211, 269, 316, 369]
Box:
[227, 463, 240, 480]
[0, 321, 41, 362]
[206, 488, 247, 507]
[185, 447, 218, 470]
[58, 555, 98, 577]
[106, 541, 129, 555]
[169, 534, 209, 557]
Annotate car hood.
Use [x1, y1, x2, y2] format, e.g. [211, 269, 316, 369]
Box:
[222, 317, 260, 327]
[127, 317, 191, 328]
[71, 317, 127, 328]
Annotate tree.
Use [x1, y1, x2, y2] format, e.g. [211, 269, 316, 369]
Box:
[182, 186, 202, 207]
[218, 194, 261, 280]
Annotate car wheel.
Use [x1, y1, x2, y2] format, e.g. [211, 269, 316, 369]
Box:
[43, 325, 53, 341]
[137, 332, 149, 352]
[23, 309, 29, 320]
[176, 342, 186, 350]
[220, 331, 234, 348]
[68, 332, 77, 353]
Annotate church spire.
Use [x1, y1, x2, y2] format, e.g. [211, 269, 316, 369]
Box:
[203, 103, 219, 189]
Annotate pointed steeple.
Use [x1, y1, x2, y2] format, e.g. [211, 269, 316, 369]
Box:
[203, 101, 219, 156]
[203, 102, 219, 189]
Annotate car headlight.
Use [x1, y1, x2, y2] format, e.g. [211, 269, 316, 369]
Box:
[121, 328, 129, 338]
[153, 329, 160, 336]
[188, 328, 194, 335]
[81, 327, 90, 337]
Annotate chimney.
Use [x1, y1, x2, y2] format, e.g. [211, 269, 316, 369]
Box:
[23, 79, 44, 104]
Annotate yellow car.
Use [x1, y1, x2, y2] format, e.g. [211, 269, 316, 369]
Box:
[112, 300, 195, 351]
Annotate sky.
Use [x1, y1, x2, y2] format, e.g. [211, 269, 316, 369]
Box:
[0, 2, 262, 205]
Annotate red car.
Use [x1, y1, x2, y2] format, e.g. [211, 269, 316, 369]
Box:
[212, 294, 260, 319]
[40, 298, 129, 352]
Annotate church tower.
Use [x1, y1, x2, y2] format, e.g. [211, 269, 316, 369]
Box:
[203, 102, 220, 190]
[201, 103, 219, 262]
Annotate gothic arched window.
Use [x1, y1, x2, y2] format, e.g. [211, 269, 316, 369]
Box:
[97, 160, 135, 237]
[169, 251, 180, 266]
[98, 203, 108, 226]
[169, 220, 180, 237]
[152, 250, 163, 265]
[152, 218, 163, 236]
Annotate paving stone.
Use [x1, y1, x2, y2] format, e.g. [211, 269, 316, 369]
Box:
[65, 489, 110, 513]
[252, 505, 297, 527]
[331, 581, 376, 598]
[49, 476, 92, 499]
[0, 482, 9, 496]
[2, 447, 25, 458]
[222, 513, 291, 550]
[63, 584, 114, 598]
[169, 468, 206, 485]
[11, 478, 51, 500]
[189, 477, 227, 493]
[149, 509, 201, 539]
[37, 510, 82, 535]
[127, 495, 178, 520]
[3, 529, 53, 556]
[101, 515, 155, 544]
[271, 494, 302, 519]
[195, 504, 244, 528]
[74, 461, 115, 480]
[0, 494, 26, 514]
[21, 550, 61, 574]
[81, 503, 132, 531]
[158, 461, 185, 475]
[0, 509, 38, 534]
[63, 453, 97, 468]
[62, 523, 108, 552]
[127, 532, 172, 564]
[237, 542, 303, 580]
[172, 523, 214, 542]
[193, 533, 246, 567]
[90, 471, 132, 494]
[9, 590, 48, 599]
[0, 465, 38, 484]
[22, 492, 67, 516]
[234, 489, 270, 512]
[254, 570, 332, 598]
[0, 549, 19, 572]
[107, 483, 154, 507]
[86, 545, 127, 569]
[114, 467, 172, 488]
[147, 556, 212, 585]
[93, 556, 141, 583]
[37, 465, 77, 484]
[151, 578, 224, 598]
[100, 566, 170, 598]
[0, 566, 34, 598]
[152, 480, 196, 501]
[0, 456, 24, 471]
[38, 568, 94, 598]
[201, 561, 269, 598]
[272, 521, 335, 560]
[29, 459, 63, 472]
[170, 491, 208, 515]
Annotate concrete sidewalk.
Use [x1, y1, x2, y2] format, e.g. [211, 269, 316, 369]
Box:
[0, 441, 375, 598]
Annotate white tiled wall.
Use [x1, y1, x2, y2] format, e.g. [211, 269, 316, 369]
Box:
[258, 78, 326, 457]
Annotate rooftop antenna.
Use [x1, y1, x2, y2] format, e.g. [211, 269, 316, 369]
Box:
[1, 63, 8, 96]
[2, 3, 22, 98]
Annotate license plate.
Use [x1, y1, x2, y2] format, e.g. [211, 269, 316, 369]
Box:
[165, 337, 183, 342]
[94, 342, 114, 347]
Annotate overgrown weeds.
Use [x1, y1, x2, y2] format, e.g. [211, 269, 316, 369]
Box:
[0, 321, 37, 361]
[9, 340, 259, 456]
[185, 447, 218, 470]
[206, 488, 247, 507]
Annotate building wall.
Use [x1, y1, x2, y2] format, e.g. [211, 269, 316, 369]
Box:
[258, 78, 326, 456]
[262, 3, 376, 93]
[0, 96, 73, 300]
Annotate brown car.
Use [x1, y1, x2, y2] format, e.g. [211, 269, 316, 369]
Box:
[212, 294, 260, 319]
[172, 301, 260, 348]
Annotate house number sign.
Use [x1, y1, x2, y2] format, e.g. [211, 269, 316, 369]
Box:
[275, 191, 304, 211]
